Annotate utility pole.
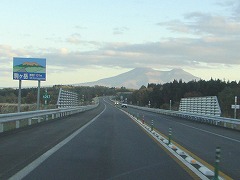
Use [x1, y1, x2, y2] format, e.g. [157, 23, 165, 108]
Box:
[234, 96, 237, 119]
[231, 96, 239, 119]
[170, 100, 172, 110]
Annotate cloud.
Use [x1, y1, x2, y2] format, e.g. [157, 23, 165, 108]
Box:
[159, 12, 240, 37]
[1, 6, 240, 75]
[0, 45, 32, 61]
[1, 29, 240, 75]
[157, 20, 190, 34]
[154, 7, 240, 67]
[113, 27, 129, 35]
[66, 33, 82, 44]
[232, 1, 240, 20]
[74, 25, 87, 30]
[64, 33, 103, 50]
[215, 0, 240, 20]
[184, 12, 240, 36]
[38, 36, 240, 70]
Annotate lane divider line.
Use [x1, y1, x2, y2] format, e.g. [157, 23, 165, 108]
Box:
[121, 110, 229, 180]
[179, 122, 240, 143]
[9, 104, 107, 180]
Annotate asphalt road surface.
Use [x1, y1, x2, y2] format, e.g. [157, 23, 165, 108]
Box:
[1, 98, 197, 180]
[0, 102, 104, 179]
[125, 104, 240, 179]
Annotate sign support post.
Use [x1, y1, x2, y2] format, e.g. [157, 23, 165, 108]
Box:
[17, 80, 22, 112]
[37, 80, 41, 110]
[44, 89, 47, 109]
[43, 88, 50, 109]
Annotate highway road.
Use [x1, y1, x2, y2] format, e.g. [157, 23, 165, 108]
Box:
[126, 105, 240, 179]
[0, 98, 198, 180]
[0, 102, 104, 179]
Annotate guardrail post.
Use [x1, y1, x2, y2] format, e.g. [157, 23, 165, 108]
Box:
[52, 114, 55, 120]
[0, 123, 3, 133]
[224, 122, 226, 127]
[28, 118, 32, 125]
[16, 120, 20, 129]
[168, 127, 172, 145]
[212, 147, 221, 180]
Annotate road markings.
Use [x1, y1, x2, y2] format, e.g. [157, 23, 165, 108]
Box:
[140, 111, 240, 142]
[9, 104, 106, 180]
[123, 112, 209, 180]
[152, 120, 234, 180]
[122, 110, 233, 180]
[179, 123, 240, 143]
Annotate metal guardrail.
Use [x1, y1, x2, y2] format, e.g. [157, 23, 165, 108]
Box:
[0, 103, 99, 133]
[128, 105, 240, 130]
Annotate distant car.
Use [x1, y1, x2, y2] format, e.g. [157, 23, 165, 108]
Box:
[121, 103, 127, 108]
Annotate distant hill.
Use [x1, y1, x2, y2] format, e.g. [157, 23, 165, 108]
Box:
[22, 62, 41, 67]
[13, 62, 45, 73]
[75, 68, 200, 89]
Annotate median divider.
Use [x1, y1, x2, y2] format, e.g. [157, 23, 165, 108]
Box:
[122, 110, 225, 180]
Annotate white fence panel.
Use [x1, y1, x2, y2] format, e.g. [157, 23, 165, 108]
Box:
[56, 88, 79, 108]
[179, 96, 221, 116]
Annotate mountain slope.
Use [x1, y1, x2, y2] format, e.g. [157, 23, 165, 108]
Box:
[76, 68, 200, 89]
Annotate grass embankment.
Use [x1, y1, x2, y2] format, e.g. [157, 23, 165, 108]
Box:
[0, 103, 56, 114]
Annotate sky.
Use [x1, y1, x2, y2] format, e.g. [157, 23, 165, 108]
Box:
[1, 0, 240, 87]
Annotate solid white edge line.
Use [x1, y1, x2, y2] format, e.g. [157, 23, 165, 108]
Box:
[179, 122, 240, 143]
[9, 104, 106, 180]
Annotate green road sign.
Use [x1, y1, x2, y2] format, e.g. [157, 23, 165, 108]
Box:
[43, 95, 50, 99]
